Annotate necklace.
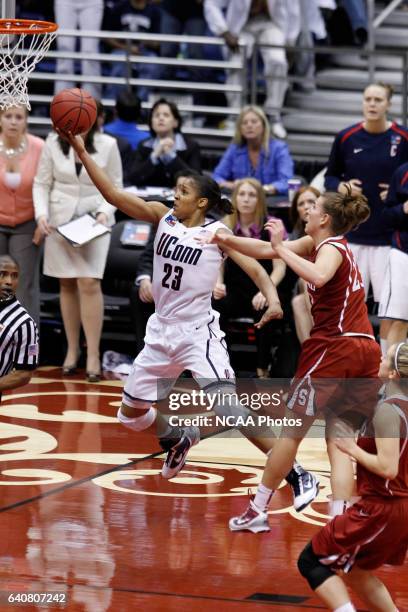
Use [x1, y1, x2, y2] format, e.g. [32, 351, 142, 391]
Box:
[0, 139, 26, 158]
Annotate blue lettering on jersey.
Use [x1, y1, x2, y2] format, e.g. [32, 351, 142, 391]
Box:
[156, 232, 203, 266]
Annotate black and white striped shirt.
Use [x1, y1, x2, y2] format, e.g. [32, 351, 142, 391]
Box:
[0, 297, 38, 376]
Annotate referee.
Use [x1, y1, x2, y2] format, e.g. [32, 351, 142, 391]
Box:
[0, 255, 38, 397]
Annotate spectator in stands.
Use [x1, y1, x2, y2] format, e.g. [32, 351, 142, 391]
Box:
[0, 106, 44, 325]
[325, 0, 367, 47]
[54, 0, 104, 100]
[33, 119, 123, 382]
[103, 0, 162, 102]
[378, 161, 408, 348]
[212, 105, 293, 195]
[127, 98, 202, 187]
[213, 178, 286, 377]
[342, 0, 368, 44]
[289, 186, 319, 345]
[104, 89, 149, 151]
[324, 82, 408, 356]
[17, 0, 54, 21]
[159, 1, 206, 78]
[293, 0, 328, 93]
[96, 99, 133, 187]
[204, 0, 301, 139]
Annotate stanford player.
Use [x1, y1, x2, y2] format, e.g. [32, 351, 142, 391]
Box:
[201, 189, 381, 531]
[62, 131, 318, 514]
[298, 341, 408, 612]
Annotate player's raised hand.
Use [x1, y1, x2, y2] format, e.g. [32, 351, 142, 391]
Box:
[254, 300, 283, 328]
[265, 218, 285, 248]
[56, 128, 85, 155]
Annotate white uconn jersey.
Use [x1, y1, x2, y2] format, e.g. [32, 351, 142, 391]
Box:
[152, 211, 227, 322]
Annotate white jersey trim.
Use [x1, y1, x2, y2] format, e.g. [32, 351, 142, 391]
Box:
[315, 235, 344, 251]
[341, 332, 375, 340]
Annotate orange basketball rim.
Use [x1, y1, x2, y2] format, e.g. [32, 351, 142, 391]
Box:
[0, 17, 58, 110]
[0, 18, 58, 34]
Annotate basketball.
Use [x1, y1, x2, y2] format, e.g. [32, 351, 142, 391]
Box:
[50, 88, 97, 135]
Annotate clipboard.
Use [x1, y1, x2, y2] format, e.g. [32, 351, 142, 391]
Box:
[57, 214, 111, 247]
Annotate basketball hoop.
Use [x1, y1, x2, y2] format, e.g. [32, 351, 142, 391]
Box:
[0, 19, 58, 110]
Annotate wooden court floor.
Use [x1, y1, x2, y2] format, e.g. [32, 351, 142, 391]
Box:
[1, 368, 407, 611]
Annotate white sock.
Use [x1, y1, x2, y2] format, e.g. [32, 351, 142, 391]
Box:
[253, 483, 274, 511]
[329, 499, 349, 517]
[380, 337, 388, 357]
[334, 603, 356, 612]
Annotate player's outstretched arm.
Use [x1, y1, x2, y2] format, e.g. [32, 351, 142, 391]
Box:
[227, 248, 283, 328]
[64, 131, 168, 224]
[266, 219, 341, 286]
[220, 234, 276, 259]
[196, 228, 276, 259]
[197, 227, 313, 259]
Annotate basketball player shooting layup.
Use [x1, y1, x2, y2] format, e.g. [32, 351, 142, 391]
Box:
[63, 129, 319, 515]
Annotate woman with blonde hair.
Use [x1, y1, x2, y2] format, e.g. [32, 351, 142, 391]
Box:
[213, 177, 286, 378]
[212, 105, 294, 195]
[0, 105, 44, 323]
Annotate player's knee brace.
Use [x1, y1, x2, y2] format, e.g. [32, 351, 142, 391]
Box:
[297, 542, 335, 590]
[117, 406, 157, 432]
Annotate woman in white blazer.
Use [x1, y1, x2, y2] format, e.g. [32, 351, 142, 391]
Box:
[34, 124, 122, 381]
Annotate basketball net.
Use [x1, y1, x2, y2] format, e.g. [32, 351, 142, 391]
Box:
[0, 19, 58, 110]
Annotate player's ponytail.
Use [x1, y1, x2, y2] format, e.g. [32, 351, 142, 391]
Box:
[321, 189, 370, 234]
[218, 196, 234, 215]
[190, 174, 233, 215]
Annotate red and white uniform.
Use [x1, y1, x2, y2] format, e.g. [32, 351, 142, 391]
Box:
[288, 236, 381, 416]
[308, 236, 374, 339]
[313, 395, 408, 571]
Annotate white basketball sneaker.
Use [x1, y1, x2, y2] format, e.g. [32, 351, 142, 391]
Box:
[229, 497, 270, 533]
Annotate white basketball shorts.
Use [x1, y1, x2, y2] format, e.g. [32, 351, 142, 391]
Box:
[378, 248, 408, 322]
[349, 244, 391, 302]
[123, 311, 235, 406]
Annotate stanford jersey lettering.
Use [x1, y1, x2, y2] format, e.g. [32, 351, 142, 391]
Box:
[156, 232, 202, 266]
